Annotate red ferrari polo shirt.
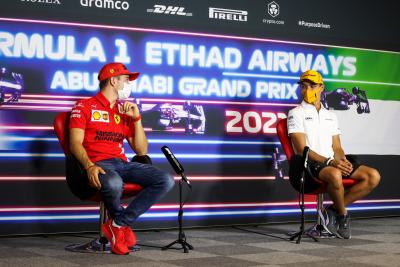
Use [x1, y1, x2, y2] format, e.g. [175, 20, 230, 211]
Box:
[69, 92, 135, 163]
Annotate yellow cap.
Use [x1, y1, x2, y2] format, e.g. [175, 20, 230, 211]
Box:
[298, 70, 323, 84]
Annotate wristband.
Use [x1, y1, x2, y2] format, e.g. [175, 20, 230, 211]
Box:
[85, 164, 96, 170]
[325, 157, 334, 166]
[133, 114, 142, 122]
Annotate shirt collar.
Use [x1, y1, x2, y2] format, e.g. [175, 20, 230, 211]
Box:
[94, 92, 111, 109]
[301, 100, 326, 112]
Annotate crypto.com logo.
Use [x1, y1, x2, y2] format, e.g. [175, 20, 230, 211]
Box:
[147, 4, 192, 16]
[267, 1, 279, 18]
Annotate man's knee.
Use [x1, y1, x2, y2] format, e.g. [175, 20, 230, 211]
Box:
[355, 166, 380, 189]
[160, 171, 175, 192]
[367, 168, 381, 189]
[320, 168, 343, 190]
[100, 173, 123, 193]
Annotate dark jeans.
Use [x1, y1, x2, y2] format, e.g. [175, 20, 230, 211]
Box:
[96, 158, 174, 227]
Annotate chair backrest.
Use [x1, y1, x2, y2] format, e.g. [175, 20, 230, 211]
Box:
[53, 112, 71, 155]
[53, 111, 98, 200]
[276, 118, 294, 161]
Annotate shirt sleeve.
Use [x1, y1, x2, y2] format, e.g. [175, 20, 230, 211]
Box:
[126, 116, 135, 138]
[331, 113, 341, 136]
[69, 100, 89, 130]
[287, 108, 304, 134]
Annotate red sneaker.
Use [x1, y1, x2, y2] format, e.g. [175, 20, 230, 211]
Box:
[123, 226, 137, 247]
[102, 220, 129, 255]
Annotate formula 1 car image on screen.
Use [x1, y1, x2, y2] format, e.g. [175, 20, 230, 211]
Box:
[0, 67, 24, 105]
[138, 100, 206, 134]
[321, 87, 370, 114]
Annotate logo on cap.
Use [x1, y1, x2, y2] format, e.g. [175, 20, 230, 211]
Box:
[299, 70, 323, 84]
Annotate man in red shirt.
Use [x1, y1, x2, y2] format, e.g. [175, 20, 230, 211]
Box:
[69, 62, 174, 255]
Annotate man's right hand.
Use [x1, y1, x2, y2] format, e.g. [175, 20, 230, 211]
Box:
[86, 165, 106, 190]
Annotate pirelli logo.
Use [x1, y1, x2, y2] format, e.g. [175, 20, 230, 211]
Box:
[209, 7, 248, 22]
[91, 110, 110, 123]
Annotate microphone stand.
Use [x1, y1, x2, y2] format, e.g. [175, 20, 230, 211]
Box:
[290, 149, 318, 244]
[162, 173, 193, 253]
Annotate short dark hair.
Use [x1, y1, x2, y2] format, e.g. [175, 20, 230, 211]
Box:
[99, 78, 109, 90]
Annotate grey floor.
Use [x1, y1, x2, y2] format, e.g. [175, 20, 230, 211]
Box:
[0, 217, 400, 267]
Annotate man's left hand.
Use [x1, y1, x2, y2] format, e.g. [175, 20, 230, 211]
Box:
[333, 157, 353, 177]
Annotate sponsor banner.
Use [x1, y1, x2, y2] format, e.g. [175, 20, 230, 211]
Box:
[1, 1, 398, 52]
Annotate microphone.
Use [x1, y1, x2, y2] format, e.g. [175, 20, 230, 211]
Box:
[302, 146, 310, 169]
[161, 146, 191, 186]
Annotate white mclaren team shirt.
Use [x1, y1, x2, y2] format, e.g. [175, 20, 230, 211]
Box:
[287, 101, 341, 158]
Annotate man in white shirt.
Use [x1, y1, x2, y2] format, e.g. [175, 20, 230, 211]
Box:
[287, 70, 380, 239]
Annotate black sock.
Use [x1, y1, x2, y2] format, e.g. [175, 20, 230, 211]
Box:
[327, 205, 337, 212]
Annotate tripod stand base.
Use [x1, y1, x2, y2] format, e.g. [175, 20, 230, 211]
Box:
[162, 239, 194, 253]
[164, 178, 193, 253]
[289, 229, 318, 243]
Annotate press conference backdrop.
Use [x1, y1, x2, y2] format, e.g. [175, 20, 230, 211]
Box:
[0, 0, 399, 235]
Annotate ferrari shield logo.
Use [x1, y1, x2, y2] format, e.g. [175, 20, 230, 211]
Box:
[114, 114, 121, 124]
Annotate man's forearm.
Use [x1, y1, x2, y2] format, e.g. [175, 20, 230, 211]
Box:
[308, 150, 330, 164]
[70, 142, 94, 170]
[333, 148, 346, 160]
[132, 121, 148, 155]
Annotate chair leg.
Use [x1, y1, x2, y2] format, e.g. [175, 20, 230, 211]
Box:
[305, 194, 335, 238]
[99, 201, 108, 251]
[65, 202, 111, 253]
[317, 194, 324, 225]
